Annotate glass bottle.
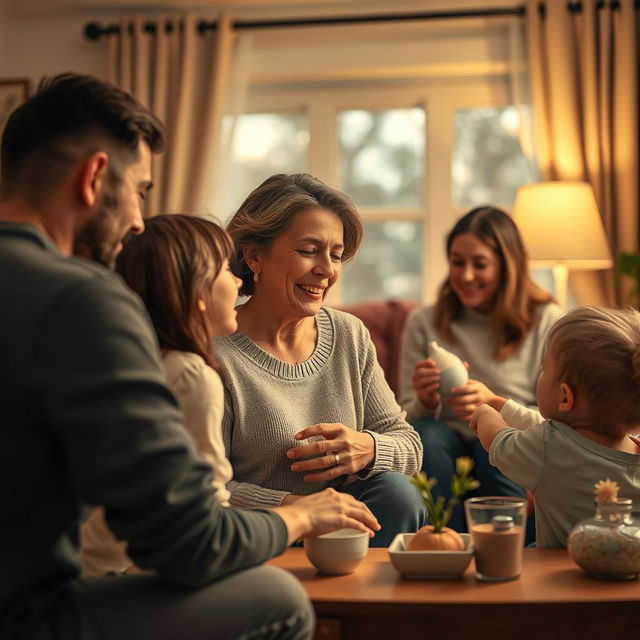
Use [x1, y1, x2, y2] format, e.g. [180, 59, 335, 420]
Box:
[567, 499, 640, 580]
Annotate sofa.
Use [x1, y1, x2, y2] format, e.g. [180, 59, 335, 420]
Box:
[340, 299, 419, 399]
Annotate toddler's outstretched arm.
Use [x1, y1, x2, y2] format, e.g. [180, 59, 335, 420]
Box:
[469, 404, 509, 451]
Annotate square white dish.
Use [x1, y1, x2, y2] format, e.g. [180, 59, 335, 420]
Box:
[388, 533, 473, 579]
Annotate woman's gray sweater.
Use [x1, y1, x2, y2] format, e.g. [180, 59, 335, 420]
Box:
[216, 307, 422, 507]
[399, 303, 563, 437]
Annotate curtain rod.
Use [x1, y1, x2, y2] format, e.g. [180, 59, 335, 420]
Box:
[83, 6, 526, 40]
[83, 2, 638, 40]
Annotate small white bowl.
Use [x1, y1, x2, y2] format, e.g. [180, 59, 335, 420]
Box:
[388, 533, 473, 579]
[304, 528, 369, 575]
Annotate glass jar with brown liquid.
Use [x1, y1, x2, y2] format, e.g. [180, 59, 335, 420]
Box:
[464, 497, 527, 581]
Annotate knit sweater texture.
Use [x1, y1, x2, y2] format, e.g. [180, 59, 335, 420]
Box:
[216, 307, 422, 507]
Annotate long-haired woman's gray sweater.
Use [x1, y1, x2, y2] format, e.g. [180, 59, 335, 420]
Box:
[216, 307, 422, 507]
[399, 303, 563, 437]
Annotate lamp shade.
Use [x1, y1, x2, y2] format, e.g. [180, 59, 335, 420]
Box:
[512, 181, 613, 270]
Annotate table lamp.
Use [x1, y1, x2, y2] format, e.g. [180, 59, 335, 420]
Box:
[512, 181, 613, 309]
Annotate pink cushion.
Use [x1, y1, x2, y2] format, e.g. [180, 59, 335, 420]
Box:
[339, 300, 419, 399]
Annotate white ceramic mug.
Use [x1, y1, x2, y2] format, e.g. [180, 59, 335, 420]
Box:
[303, 528, 369, 575]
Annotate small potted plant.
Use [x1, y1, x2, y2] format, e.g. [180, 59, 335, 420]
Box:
[615, 250, 640, 307]
[408, 457, 480, 551]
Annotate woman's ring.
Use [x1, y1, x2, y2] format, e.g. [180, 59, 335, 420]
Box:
[334, 453, 340, 466]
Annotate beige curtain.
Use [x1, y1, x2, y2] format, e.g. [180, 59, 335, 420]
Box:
[508, 19, 540, 185]
[525, 0, 639, 305]
[106, 13, 238, 217]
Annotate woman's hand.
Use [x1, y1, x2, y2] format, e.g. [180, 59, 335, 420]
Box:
[273, 488, 381, 545]
[445, 378, 500, 422]
[411, 358, 441, 410]
[286, 423, 375, 483]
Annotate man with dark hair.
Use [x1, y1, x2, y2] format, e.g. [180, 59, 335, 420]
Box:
[1, 73, 163, 268]
[0, 74, 378, 640]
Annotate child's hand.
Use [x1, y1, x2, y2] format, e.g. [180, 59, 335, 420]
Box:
[470, 404, 509, 451]
[447, 379, 503, 421]
[469, 404, 499, 432]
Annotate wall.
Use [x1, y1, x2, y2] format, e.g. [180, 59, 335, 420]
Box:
[0, 14, 110, 87]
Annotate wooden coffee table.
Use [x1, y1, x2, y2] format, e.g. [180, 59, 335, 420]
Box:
[268, 548, 640, 640]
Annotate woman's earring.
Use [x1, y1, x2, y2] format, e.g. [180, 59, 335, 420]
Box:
[197, 299, 207, 312]
[253, 272, 259, 283]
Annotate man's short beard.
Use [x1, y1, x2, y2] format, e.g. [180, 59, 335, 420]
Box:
[73, 189, 121, 269]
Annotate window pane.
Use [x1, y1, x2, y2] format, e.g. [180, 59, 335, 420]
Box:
[338, 108, 425, 208]
[224, 112, 308, 214]
[341, 222, 422, 303]
[452, 106, 530, 207]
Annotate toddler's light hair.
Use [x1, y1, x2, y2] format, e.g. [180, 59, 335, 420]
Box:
[547, 306, 640, 438]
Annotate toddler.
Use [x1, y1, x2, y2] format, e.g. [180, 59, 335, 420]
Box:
[470, 306, 640, 547]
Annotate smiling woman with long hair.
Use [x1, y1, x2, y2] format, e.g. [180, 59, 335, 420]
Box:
[399, 206, 562, 532]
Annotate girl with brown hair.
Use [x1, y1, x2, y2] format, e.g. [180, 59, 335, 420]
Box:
[82, 214, 242, 574]
[400, 206, 562, 531]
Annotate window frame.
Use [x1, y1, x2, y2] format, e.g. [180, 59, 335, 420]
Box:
[241, 74, 517, 304]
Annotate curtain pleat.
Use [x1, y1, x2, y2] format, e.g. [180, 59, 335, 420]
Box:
[525, 1, 552, 179]
[613, 2, 639, 258]
[191, 13, 235, 214]
[106, 12, 238, 216]
[148, 15, 170, 215]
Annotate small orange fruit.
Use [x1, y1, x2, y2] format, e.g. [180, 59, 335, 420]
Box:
[407, 525, 464, 551]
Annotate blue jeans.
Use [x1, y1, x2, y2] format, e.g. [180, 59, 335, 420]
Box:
[339, 471, 427, 547]
[413, 418, 526, 532]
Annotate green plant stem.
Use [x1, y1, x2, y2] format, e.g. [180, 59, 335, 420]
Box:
[411, 461, 479, 533]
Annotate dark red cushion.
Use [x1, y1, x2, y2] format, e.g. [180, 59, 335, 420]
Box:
[338, 300, 419, 399]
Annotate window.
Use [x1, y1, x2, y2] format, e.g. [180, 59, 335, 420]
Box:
[336, 107, 425, 303]
[226, 23, 532, 304]
[453, 106, 531, 207]
[342, 221, 423, 303]
[337, 108, 425, 208]
[224, 112, 309, 214]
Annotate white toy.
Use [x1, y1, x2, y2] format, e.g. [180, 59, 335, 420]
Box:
[429, 341, 468, 396]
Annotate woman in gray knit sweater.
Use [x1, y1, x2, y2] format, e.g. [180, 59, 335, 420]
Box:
[218, 173, 426, 547]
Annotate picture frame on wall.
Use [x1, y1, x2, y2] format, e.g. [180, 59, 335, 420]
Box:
[0, 78, 29, 136]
